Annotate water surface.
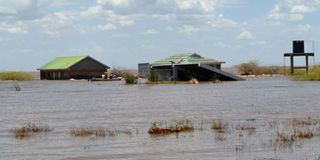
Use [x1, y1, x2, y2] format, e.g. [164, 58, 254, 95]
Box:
[1, 77, 320, 160]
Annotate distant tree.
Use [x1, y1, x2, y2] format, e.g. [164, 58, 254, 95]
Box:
[237, 60, 259, 75]
[111, 65, 124, 77]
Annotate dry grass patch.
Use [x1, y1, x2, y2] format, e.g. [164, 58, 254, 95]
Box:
[9, 123, 52, 139]
[70, 128, 95, 137]
[211, 119, 228, 133]
[276, 132, 296, 144]
[236, 124, 256, 135]
[294, 130, 314, 139]
[70, 128, 132, 137]
[292, 117, 320, 127]
[148, 120, 194, 135]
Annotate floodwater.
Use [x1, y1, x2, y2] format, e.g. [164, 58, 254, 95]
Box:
[1, 77, 320, 160]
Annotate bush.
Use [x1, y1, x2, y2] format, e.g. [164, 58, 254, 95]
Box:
[236, 60, 258, 75]
[148, 71, 158, 82]
[0, 72, 32, 81]
[255, 66, 281, 75]
[124, 73, 137, 84]
[293, 66, 320, 81]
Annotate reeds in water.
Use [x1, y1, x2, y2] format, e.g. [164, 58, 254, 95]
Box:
[70, 128, 132, 137]
[148, 120, 194, 135]
[211, 119, 228, 133]
[9, 123, 52, 139]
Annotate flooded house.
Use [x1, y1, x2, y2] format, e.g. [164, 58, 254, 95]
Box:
[138, 53, 243, 81]
[39, 55, 109, 80]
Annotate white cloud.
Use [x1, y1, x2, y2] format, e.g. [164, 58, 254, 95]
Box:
[174, 0, 220, 12]
[33, 11, 75, 36]
[0, 21, 28, 34]
[106, 11, 140, 26]
[179, 25, 199, 33]
[251, 41, 267, 46]
[206, 14, 238, 28]
[8, 26, 26, 34]
[0, 6, 17, 14]
[143, 29, 159, 34]
[297, 24, 312, 32]
[165, 26, 173, 31]
[0, 0, 33, 14]
[237, 31, 253, 40]
[291, 4, 314, 13]
[78, 0, 239, 32]
[81, 5, 103, 17]
[268, 0, 319, 21]
[97, 23, 117, 31]
[268, 4, 304, 21]
[97, 0, 131, 7]
[214, 41, 227, 48]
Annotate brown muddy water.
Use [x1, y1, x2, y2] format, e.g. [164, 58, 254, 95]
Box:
[1, 77, 320, 160]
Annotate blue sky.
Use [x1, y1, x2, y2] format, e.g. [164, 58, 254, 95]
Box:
[1, 0, 320, 71]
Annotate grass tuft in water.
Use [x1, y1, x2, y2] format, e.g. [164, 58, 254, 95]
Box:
[148, 120, 194, 135]
[211, 119, 228, 133]
[236, 124, 256, 135]
[276, 132, 296, 144]
[9, 123, 52, 139]
[70, 128, 132, 137]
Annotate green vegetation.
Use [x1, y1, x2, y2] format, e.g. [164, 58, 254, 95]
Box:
[236, 60, 259, 75]
[123, 73, 138, 84]
[236, 60, 282, 76]
[293, 66, 320, 81]
[148, 120, 194, 135]
[148, 71, 158, 82]
[0, 72, 32, 81]
[9, 123, 52, 139]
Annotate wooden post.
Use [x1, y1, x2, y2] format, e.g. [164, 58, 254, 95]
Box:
[290, 55, 294, 75]
[306, 55, 309, 72]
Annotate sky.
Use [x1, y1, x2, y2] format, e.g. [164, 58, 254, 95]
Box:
[1, 0, 320, 71]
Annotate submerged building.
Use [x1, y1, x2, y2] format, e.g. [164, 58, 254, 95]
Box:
[39, 55, 109, 80]
[138, 53, 243, 81]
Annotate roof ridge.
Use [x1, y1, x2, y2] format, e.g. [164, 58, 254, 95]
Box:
[55, 55, 88, 58]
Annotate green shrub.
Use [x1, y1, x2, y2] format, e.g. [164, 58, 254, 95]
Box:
[293, 66, 320, 81]
[124, 73, 137, 84]
[148, 71, 158, 82]
[0, 72, 32, 81]
[236, 60, 258, 75]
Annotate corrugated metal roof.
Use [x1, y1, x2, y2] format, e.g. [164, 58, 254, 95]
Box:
[151, 53, 224, 67]
[40, 56, 87, 70]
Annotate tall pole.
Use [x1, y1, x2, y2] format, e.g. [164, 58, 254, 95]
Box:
[290, 55, 294, 75]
